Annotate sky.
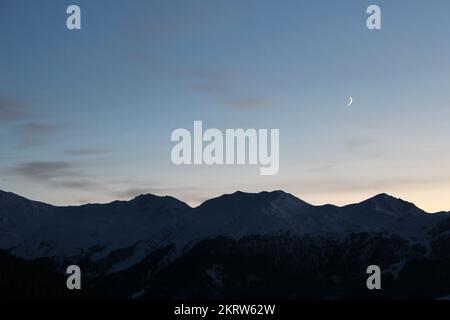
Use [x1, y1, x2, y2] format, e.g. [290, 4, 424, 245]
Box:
[1, 0, 450, 212]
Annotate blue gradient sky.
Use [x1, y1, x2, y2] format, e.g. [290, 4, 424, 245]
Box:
[1, 0, 450, 211]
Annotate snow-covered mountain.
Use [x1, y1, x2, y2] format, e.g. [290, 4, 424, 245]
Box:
[1, 189, 450, 299]
[191, 190, 446, 241]
[0, 190, 193, 272]
[0, 190, 446, 269]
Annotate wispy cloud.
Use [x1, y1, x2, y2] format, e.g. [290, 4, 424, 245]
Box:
[20, 122, 60, 134]
[344, 138, 375, 151]
[66, 148, 113, 156]
[226, 97, 267, 109]
[308, 164, 335, 173]
[0, 97, 29, 121]
[11, 161, 78, 181]
[58, 180, 98, 189]
[342, 138, 381, 158]
[9, 161, 99, 191]
[16, 122, 62, 148]
[190, 70, 269, 109]
[0, 95, 63, 148]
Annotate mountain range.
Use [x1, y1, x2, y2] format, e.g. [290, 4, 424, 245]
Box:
[1, 189, 450, 299]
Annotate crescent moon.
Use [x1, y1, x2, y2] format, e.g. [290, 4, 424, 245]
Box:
[347, 96, 353, 107]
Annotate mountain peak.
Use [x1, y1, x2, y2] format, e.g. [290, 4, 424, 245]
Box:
[368, 193, 396, 202]
[366, 193, 406, 204]
[216, 190, 309, 204]
[129, 193, 191, 210]
[131, 193, 159, 201]
[360, 193, 422, 216]
[198, 190, 311, 214]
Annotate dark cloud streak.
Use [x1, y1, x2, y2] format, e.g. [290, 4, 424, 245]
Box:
[66, 148, 113, 156]
[0, 97, 29, 121]
[0, 96, 63, 148]
[20, 122, 61, 134]
[190, 70, 269, 109]
[9, 161, 99, 191]
[16, 122, 63, 148]
[11, 161, 76, 181]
